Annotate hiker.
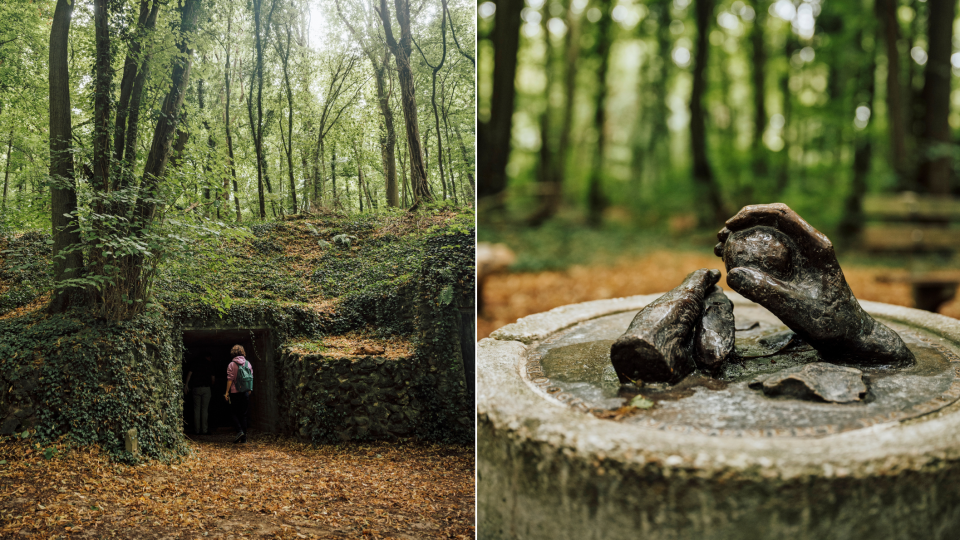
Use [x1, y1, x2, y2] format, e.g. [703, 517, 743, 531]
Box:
[224, 344, 253, 444]
[184, 353, 216, 435]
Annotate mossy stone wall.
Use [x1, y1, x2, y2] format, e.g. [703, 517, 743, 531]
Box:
[0, 312, 185, 462]
[279, 351, 423, 442]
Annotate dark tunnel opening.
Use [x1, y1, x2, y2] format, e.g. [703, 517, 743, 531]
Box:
[181, 328, 278, 436]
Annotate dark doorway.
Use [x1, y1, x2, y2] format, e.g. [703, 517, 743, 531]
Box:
[181, 328, 278, 434]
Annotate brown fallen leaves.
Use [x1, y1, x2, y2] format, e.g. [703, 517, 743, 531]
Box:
[286, 333, 412, 360]
[0, 434, 474, 539]
[478, 250, 939, 340]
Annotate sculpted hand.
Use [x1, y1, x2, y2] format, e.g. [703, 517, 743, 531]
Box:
[715, 203, 914, 366]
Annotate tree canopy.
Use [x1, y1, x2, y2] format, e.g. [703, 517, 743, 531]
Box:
[0, 0, 476, 319]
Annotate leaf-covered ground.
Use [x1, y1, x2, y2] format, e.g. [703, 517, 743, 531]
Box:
[477, 249, 960, 340]
[0, 436, 475, 539]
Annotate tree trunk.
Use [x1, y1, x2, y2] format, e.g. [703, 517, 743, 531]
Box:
[224, 31, 241, 221]
[749, 0, 768, 178]
[839, 30, 877, 243]
[376, 55, 399, 207]
[373, 52, 397, 207]
[644, 0, 671, 181]
[916, 0, 954, 195]
[376, 0, 432, 207]
[477, 0, 522, 200]
[334, 0, 398, 208]
[416, 0, 448, 201]
[586, 0, 613, 227]
[357, 170, 363, 211]
[453, 122, 475, 193]
[279, 24, 297, 214]
[776, 35, 797, 193]
[92, 0, 112, 196]
[691, 0, 724, 225]
[113, 0, 159, 172]
[198, 79, 217, 213]
[48, 0, 84, 312]
[331, 144, 338, 207]
[878, 0, 908, 185]
[399, 139, 409, 207]
[528, 1, 562, 226]
[319, 138, 326, 205]
[136, 0, 200, 223]
[2, 130, 12, 210]
[249, 0, 278, 218]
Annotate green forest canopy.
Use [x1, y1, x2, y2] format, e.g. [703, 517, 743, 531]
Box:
[479, 0, 959, 233]
[0, 0, 475, 318]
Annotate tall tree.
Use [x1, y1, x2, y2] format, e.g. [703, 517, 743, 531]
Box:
[48, 0, 84, 312]
[840, 29, 877, 243]
[878, 0, 908, 185]
[375, 0, 432, 206]
[249, 0, 279, 218]
[587, 0, 614, 226]
[336, 0, 399, 207]
[413, 0, 449, 200]
[113, 0, 159, 179]
[224, 12, 242, 221]
[2, 130, 11, 210]
[275, 7, 298, 214]
[690, 0, 725, 225]
[749, 0, 768, 178]
[310, 51, 363, 208]
[528, 0, 565, 226]
[916, 0, 955, 195]
[477, 0, 522, 200]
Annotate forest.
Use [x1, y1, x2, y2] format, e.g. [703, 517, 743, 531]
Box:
[0, 0, 475, 316]
[0, 1, 476, 536]
[478, 0, 957, 233]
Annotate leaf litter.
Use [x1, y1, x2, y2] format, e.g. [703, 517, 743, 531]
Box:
[478, 250, 930, 340]
[0, 435, 474, 539]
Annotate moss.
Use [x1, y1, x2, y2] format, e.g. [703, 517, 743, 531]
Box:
[0, 209, 475, 457]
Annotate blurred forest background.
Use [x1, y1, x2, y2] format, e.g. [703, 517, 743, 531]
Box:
[477, 0, 960, 337]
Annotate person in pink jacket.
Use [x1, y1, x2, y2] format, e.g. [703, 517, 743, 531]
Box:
[224, 345, 253, 443]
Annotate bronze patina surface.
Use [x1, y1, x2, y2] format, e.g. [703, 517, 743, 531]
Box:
[749, 362, 867, 403]
[525, 304, 960, 437]
[716, 203, 915, 367]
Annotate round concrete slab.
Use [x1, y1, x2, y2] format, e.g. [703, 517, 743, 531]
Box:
[478, 292, 960, 540]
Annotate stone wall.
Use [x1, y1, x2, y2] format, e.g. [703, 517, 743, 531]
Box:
[278, 349, 424, 442]
[0, 312, 186, 461]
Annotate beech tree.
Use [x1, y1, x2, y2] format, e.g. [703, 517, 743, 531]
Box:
[2, 0, 474, 320]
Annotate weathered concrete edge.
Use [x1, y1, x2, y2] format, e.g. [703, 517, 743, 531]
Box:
[478, 296, 960, 481]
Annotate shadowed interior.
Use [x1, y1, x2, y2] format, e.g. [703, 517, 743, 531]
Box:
[181, 328, 277, 434]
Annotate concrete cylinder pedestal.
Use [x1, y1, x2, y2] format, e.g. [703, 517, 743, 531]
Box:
[478, 292, 960, 540]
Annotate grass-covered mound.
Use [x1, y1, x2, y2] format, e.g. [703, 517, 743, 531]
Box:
[0, 208, 475, 460]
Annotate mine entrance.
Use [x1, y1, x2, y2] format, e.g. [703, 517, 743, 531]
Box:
[181, 328, 279, 435]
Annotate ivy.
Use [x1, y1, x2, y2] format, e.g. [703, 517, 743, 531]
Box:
[0, 209, 475, 457]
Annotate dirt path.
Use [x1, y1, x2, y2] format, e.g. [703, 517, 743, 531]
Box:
[477, 250, 958, 340]
[0, 434, 475, 539]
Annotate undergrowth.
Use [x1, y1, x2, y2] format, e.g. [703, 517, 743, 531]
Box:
[0, 208, 476, 457]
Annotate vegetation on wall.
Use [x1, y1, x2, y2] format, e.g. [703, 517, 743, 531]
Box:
[0, 208, 475, 458]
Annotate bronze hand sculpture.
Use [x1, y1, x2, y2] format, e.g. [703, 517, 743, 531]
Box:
[715, 203, 914, 367]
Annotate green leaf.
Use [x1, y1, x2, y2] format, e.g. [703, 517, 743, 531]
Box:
[439, 285, 454, 306]
[629, 396, 655, 409]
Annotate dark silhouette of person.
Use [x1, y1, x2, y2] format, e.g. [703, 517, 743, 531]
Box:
[224, 344, 253, 443]
[184, 354, 216, 435]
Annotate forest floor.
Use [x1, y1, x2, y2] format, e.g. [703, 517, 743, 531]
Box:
[0, 434, 474, 539]
[478, 249, 960, 339]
